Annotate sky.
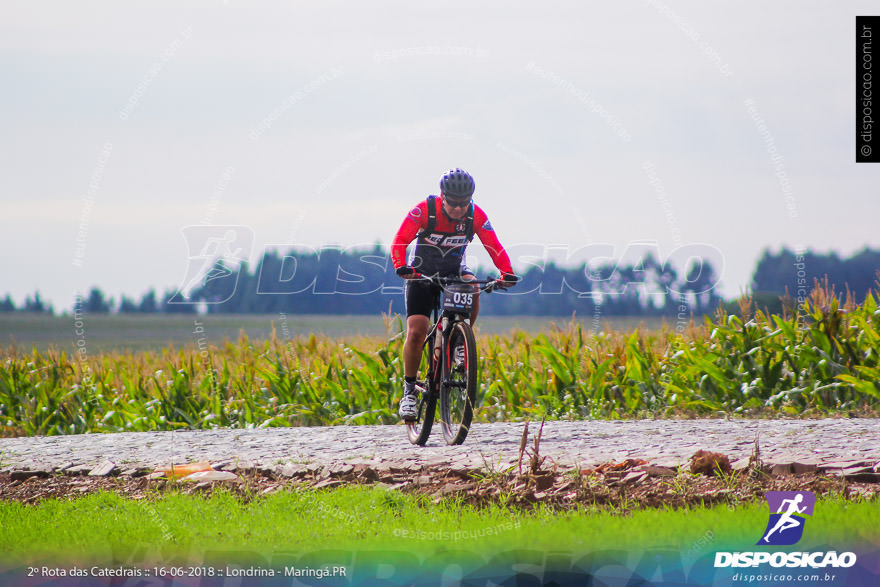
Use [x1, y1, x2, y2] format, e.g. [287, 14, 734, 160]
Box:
[2, 1, 879, 312]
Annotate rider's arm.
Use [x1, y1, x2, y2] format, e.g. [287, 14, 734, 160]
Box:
[473, 206, 514, 277]
[391, 202, 427, 270]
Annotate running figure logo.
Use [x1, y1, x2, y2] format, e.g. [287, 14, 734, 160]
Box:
[757, 491, 816, 546]
[171, 225, 254, 304]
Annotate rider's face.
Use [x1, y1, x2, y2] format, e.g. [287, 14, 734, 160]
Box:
[442, 195, 470, 219]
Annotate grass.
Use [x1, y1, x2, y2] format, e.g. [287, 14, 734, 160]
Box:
[0, 488, 877, 566]
[0, 313, 392, 353]
[0, 312, 664, 353]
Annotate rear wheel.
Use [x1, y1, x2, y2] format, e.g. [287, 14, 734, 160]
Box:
[406, 334, 439, 445]
[439, 320, 478, 445]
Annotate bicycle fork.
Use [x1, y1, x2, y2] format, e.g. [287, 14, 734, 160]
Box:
[415, 320, 444, 416]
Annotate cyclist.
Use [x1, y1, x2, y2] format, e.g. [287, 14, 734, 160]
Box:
[391, 168, 518, 421]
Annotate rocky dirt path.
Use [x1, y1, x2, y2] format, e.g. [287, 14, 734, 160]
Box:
[2, 419, 878, 478]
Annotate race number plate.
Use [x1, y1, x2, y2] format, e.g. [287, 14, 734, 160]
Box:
[442, 284, 475, 314]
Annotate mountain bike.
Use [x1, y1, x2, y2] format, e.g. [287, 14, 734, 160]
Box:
[405, 275, 507, 446]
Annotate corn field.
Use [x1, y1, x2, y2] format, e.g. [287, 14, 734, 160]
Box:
[2, 285, 879, 437]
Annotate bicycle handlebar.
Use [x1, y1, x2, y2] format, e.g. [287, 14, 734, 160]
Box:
[406, 274, 513, 293]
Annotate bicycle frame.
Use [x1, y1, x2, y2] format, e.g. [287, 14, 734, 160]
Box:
[418, 275, 499, 373]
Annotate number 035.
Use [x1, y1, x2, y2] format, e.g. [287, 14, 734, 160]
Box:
[453, 292, 473, 305]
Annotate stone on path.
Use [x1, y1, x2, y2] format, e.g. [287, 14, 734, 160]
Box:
[88, 461, 116, 477]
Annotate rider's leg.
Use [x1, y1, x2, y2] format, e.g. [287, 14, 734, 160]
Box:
[399, 282, 434, 420]
[403, 315, 430, 378]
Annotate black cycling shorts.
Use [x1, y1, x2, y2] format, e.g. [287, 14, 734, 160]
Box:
[404, 270, 475, 318]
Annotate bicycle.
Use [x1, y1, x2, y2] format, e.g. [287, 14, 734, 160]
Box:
[404, 275, 508, 446]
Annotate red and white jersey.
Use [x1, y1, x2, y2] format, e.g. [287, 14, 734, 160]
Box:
[391, 196, 513, 277]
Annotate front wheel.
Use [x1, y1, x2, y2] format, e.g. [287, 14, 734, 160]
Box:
[406, 335, 438, 445]
[439, 320, 478, 445]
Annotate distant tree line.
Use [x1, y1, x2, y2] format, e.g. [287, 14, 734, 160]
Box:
[1, 288, 194, 316]
[4, 246, 877, 317]
[187, 245, 722, 317]
[0, 292, 54, 314]
[752, 247, 880, 302]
